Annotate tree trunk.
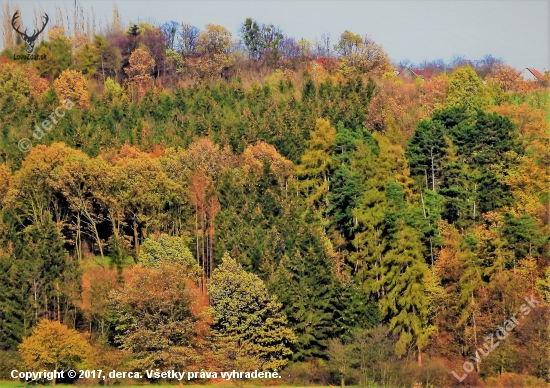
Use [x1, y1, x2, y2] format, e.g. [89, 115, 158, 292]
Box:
[429, 238, 434, 268]
[472, 294, 481, 373]
[56, 282, 60, 322]
[202, 214, 206, 294]
[195, 210, 199, 265]
[92, 221, 105, 265]
[109, 213, 123, 263]
[83, 208, 105, 264]
[33, 279, 38, 321]
[424, 169, 428, 190]
[473, 183, 477, 220]
[209, 227, 214, 279]
[206, 231, 209, 279]
[420, 192, 427, 218]
[133, 219, 140, 257]
[430, 147, 436, 192]
[76, 213, 82, 262]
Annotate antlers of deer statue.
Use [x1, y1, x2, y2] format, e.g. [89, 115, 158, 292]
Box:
[12, 10, 49, 54]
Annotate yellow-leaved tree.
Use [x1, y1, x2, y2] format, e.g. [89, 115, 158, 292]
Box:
[19, 320, 92, 383]
[0, 62, 48, 121]
[446, 65, 488, 112]
[186, 24, 232, 82]
[334, 31, 390, 76]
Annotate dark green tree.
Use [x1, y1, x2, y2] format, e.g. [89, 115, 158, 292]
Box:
[328, 164, 363, 240]
[269, 215, 341, 360]
[0, 212, 77, 349]
[405, 120, 447, 192]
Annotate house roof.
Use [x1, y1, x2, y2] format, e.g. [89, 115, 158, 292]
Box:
[397, 67, 417, 75]
[396, 68, 435, 80]
[412, 69, 435, 79]
[528, 68, 544, 80]
[522, 68, 545, 81]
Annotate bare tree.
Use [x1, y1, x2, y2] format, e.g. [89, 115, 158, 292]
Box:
[397, 59, 413, 69]
[475, 54, 505, 76]
[321, 33, 331, 57]
[1, 1, 16, 51]
[161, 21, 179, 50]
[179, 23, 199, 56]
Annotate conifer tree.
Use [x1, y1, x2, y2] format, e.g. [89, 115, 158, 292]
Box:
[406, 120, 447, 192]
[379, 222, 438, 366]
[328, 164, 363, 240]
[209, 253, 295, 371]
[0, 212, 76, 348]
[296, 118, 336, 209]
[270, 215, 340, 360]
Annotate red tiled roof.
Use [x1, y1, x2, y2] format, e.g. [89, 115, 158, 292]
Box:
[412, 69, 435, 79]
[527, 68, 544, 80]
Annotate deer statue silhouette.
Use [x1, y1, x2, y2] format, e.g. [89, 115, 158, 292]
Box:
[11, 10, 49, 54]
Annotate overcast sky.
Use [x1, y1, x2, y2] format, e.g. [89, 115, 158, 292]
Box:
[8, 0, 550, 71]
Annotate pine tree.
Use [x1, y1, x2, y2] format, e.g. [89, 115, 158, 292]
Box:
[406, 119, 447, 192]
[328, 164, 363, 241]
[0, 211, 76, 348]
[269, 215, 340, 360]
[0, 242, 30, 349]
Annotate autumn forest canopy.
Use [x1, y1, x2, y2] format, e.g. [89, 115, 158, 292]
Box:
[0, 3, 549, 388]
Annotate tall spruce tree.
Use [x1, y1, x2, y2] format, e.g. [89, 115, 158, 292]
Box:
[0, 212, 75, 349]
[269, 213, 341, 360]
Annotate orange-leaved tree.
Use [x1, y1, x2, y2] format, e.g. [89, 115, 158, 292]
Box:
[125, 48, 155, 98]
[52, 69, 90, 109]
[108, 262, 210, 372]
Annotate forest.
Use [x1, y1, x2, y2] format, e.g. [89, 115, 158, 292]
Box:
[0, 3, 549, 388]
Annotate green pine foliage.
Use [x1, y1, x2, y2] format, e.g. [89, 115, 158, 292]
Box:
[269, 216, 342, 360]
[407, 106, 523, 227]
[0, 212, 78, 349]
